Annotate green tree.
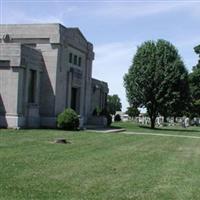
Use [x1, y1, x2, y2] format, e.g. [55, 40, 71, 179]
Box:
[126, 107, 140, 118]
[107, 94, 122, 115]
[194, 45, 200, 67]
[189, 45, 200, 117]
[124, 39, 190, 128]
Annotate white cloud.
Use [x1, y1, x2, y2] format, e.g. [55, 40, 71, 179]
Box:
[3, 1, 198, 25]
[173, 36, 200, 70]
[2, 10, 65, 24]
[93, 42, 137, 111]
[88, 1, 192, 20]
[186, 2, 200, 19]
[4, 1, 193, 25]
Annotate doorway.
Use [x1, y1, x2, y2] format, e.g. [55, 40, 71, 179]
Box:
[71, 87, 80, 113]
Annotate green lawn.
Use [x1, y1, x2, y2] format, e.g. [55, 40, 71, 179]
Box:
[113, 121, 200, 136]
[1, 124, 200, 200]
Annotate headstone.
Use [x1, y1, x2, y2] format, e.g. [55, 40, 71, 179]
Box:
[181, 117, 186, 128]
[185, 117, 190, 127]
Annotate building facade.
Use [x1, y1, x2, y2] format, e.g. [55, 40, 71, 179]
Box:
[0, 24, 108, 128]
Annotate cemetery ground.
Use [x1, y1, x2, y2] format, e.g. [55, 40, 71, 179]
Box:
[1, 123, 200, 199]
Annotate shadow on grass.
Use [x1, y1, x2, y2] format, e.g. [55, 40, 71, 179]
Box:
[110, 125, 124, 130]
[139, 125, 200, 133]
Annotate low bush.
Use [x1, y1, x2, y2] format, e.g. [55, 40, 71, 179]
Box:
[92, 108, 112, 127]
[114, 114, 121, 122]
[106, 114, 112, 126]
[57, 108, 79, 130]
[100, 108, 112, 126]
[92, 107, 101, 116]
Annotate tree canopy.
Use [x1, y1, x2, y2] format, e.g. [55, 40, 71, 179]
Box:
[124, 39, 190, 128]
[189, 46, 200, 117]
[126, 107, 140, 118]
[107, 94, 122, 115]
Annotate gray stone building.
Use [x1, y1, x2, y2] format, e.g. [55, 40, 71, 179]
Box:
[0, 24, 108, 128]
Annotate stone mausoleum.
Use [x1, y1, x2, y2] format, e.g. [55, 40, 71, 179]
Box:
[0, 24, 108, 128]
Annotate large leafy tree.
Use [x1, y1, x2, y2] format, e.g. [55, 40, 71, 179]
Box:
[126, 107, 140, 118]
[189, 45, 200, 117]
[107, 94, 122, 115]
[124, 39, 190, 128]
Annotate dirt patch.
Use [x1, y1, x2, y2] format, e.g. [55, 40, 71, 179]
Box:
[54, 138, 71, 144]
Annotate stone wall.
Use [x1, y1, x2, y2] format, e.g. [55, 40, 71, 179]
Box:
[0, 43, 43, 128]
[90, 78, 109, 114]
[0, 23, 107, 128]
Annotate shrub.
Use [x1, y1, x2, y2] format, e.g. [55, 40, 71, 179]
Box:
[92, 107, 101, 116]
[106, 114, 112, 126]
[57, 108, 79, 130]
[114, 114, 121, 122]
[92, 108, 112, 127]
[100, 108, 112, 126]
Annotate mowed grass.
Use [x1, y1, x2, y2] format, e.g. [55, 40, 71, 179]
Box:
[1, 124, 200, 200]
[113, 121, 200, 136]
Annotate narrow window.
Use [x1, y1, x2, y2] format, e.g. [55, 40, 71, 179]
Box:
[74, 55, 77, 65]
[69, 53, 73, 63]
[78, 57, 82, 67]
[28, 69, 37, 103]
[0, 60, 10, 67]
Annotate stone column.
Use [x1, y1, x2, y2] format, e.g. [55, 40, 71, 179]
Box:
[79, 62, 86, 118]
[67, 71, 72, 108]
[84, 57, 93, 119]
[24, 67, 29, 111]
[17, 68, 25, 115]
[35, 71, 40, 104]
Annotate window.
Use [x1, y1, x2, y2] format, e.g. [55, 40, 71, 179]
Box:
[69, 53, 73, 63]
[0, 60, 10, 67]
[69, 53, 81, 66]
[78, 57, 82, 67]
[71, 87, 77, 111]
[28, 69, 37, 103]
[74, 55, 77, 65]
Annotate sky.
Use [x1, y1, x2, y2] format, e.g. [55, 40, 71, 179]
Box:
[1, 0, 200, 111]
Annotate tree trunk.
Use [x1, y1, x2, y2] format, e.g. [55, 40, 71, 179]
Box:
[150, 116, 156, 129]
[164, 115, 167, 123]
[147, 105, 157, 129]
[174, 116, 176, 123]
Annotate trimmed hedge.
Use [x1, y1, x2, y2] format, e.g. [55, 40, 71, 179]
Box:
[57, 108, 79, 130]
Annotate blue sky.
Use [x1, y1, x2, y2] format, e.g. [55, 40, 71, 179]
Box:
[1, 0, 200, 111]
